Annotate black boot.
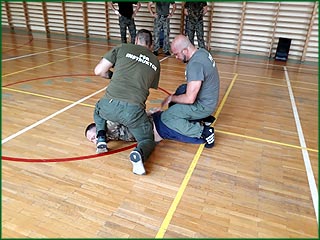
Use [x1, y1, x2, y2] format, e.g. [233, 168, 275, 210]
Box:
[201, 126, 215, 148]
[201, 115, 216, 126]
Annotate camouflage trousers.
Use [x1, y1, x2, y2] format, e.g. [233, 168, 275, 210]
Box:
[105, 120, 135, 142]
[153, 15, 170, 52]
[185, 16, 205, 48]
[104, 114, 154, 142]
[119, 15, 136, 44]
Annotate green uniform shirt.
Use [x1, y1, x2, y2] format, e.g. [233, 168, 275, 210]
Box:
[103, 44, 161, 108]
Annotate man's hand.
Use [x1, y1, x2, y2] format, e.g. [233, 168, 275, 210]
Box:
[94, 58, 113, 77]
[147, 107, 161, 115]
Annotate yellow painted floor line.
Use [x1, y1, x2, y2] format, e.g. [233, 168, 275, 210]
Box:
[2, 53, 86, 78]
[238, 78, 317, 92]
[3, 87, 94, 108]
[155, 144, 204, 238]
[5, 82, 315, 154]
[214, 74, 238, 119]
[2, 87, 106, 144]
[216, 129, 318, 153]
[156, 73, 238, 238]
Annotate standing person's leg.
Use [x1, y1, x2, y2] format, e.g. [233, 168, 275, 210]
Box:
[186, 16, 195, 46]
[119, 16, 127, 43]
[127, 18, 137, 44]
[184, 16, 189, 35]
[153, 17, 161, 53]
[162, 16, 170, 53]
[195, 17, 205, 48]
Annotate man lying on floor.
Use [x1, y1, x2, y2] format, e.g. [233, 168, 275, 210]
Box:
[85, 109, 215, 152]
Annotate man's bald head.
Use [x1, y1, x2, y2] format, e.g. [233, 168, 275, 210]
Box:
[171, 35, 191, 53]
[171, 35, 196, 63]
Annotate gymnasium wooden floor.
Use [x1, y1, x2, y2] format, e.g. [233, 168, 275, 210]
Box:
[2, 31, 318, 238]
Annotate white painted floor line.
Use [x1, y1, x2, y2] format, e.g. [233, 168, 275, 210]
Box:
[2, 43, 86, 62]
[2, 57, 167, 145]
[2, 87, 106, 145]
[284, 66, 318, 224]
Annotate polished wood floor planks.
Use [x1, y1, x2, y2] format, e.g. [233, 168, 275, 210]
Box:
[2, 31, 318, 238]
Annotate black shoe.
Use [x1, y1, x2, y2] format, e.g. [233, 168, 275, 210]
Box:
[153, 51, 158, 56]
[191, 115, 216, 126]
[201, 126, 215, 148]
[202, 115, 216, 126]
[165, 51, 171, 56]
[96, 136, 108, 153]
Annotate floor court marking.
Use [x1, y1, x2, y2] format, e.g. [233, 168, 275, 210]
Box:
[5, 85, 316, 154]
[2, 144, 137, 163]
[2, 32, 118, 49]
[217, 129, 318, 153]
[4, 32, 317, 73]
[2, 74, 96, 88]
[161, 68, 291, 89]
[2, 58, 168, 158]
[160, 66, 318, 90]
[3, 87, 94, 108]
[217, 57, 318, 73]
[239, 79, 318, 92]
[2, 35, 34, 54]
[155, 73, 238, 238]
[2, 43, 85, 62]
[3, 33, 318, 233]
[2, 54, 87, 78]
[3, 73, 317, 161]
[284, 66, 318, 224]
[2, 87, 106, 145]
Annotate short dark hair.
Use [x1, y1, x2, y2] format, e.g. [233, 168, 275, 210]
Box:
[85, 122, 96, 137]
[136, 29, 153, 47]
